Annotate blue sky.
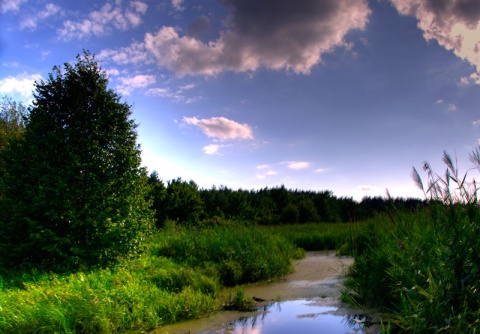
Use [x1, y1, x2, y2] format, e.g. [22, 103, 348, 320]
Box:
[1, 0, 480, 201]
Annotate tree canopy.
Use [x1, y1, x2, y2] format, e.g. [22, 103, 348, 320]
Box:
[0, 52, 153, 271]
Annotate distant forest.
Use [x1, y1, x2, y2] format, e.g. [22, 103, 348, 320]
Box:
[148, 171, 425, 226]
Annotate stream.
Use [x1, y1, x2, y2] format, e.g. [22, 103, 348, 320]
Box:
[152, 251, 379, 334]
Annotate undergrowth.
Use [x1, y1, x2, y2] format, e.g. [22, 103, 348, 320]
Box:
[0, 224, 302, 333]
[343, 150, 480, 333]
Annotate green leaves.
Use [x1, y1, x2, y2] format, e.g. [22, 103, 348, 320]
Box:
[0, 51, 154, 271]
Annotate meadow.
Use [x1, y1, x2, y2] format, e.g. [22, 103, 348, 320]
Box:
[0, 222, 354, 333]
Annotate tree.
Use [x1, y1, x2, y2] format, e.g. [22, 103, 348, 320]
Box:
[156, 178, 204, 226]
[0, 96, 27, 152]
[0, 96, 27, 200]
[147, 171, 166, 227]
[0, 52, 154, 270]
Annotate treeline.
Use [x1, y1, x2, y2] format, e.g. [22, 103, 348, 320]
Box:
[148, 173, 426, 226]
[0, 51, 424, 274]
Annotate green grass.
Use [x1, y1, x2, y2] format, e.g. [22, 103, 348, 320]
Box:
[342, 150, 480, 333]
[260, 222, 366, 255]
[0, 223, 304, 333]
[152, 223, 302, 286]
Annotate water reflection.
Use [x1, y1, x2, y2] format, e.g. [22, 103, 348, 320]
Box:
[198, 300, 369, 334]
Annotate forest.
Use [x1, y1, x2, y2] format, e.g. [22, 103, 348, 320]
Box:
[1, 53, 480, 333]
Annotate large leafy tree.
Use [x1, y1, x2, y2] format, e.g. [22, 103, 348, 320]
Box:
[0, 52, 153, 270]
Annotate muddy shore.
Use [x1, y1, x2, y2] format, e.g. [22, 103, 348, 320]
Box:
[153, 251, 379, 334]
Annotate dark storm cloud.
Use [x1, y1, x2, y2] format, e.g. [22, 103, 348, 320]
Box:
[187, 15, 212, 40]
[144, 0, 370, 76]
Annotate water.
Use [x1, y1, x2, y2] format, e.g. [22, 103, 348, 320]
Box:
[199, 299, 369, 334]
[154, 253, 376, 334]
[157, 299, 373, 334]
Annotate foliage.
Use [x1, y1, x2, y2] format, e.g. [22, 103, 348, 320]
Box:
[0, 225, 302, 333]
[0, 256, 218, 333]
[344, 149, 480, 333]
[0, 96, 27, 152]
[152, 177, 204, 227]
[260, 223, 362, 254]
[152, 224, 300, 286]
[0, 52, 154, 271]
[147, 171, 167, 227]
[0, 97, 27, 200]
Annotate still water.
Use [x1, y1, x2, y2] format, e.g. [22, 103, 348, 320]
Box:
[198, 299, 369, 334]
[155, 252, 376, 334]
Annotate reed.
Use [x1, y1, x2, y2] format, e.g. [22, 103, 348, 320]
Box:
[343, 150, 480, 333]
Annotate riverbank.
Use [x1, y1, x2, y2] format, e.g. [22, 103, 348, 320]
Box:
[155, 251, 380, 334]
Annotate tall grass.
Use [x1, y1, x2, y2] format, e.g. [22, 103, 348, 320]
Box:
[343, 150, 480, 333]
[152, 223, 302, 286]
[0, 256, 218, 333]
[0, 224, 302, 333]
[261, 222, 365, 254]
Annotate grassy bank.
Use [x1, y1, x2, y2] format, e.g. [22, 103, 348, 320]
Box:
[343, 151, 480, 333]
[0, 224, 303, 333]
[261, 222, 365, 255]
[343, 207, 480, 333]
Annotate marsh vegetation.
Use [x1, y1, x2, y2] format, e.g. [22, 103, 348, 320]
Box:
[2, 53, 480, 333]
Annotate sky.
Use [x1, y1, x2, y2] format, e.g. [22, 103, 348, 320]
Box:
[1, 0, 480, 201]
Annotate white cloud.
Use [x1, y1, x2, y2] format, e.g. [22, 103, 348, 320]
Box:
[145, 84, 200, 103]
[285, 161, 311, 170]
[203, 144, 226, 155]
[131, 1, 147, 14]
[391, 0, 480, 83]
[183, 116, 254, 140]
[58, 1, 148, 40]
[116, 74, 156, 95]
[143, 0, 370, 76]
[105, 68, 120, 77]
[171, 0, 184, 11]
[472, 119, 480, 126]
[256, 170, 277, 179]
[257, 164, 269, 170]
[1, 0, 27, 13]
[447, 103, 457, 112]
[436, 99, 458, 112]
[20, 3, 62, 30]
[0, 72, 43, 98]
[99, 42, 150, 65]
[179, 84, 195, 91]
[314, 168, 327, 173]
[146, 87, 172, 98]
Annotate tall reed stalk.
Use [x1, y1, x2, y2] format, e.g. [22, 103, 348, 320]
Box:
[344, 148, 480, 333]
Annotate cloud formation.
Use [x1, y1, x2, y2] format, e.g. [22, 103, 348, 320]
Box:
[391, 0, 480, 83]
[1, 0, 26, 13]
[58, 1, 147, 40]
[20, 3, 62, 30]
[145, 83, 199, 103]
[0, 72, 43, 98]
[171, 0, 184, 12]
[183, 116, 254, 140]
[116, 74, 156, 95]
[143, 0, 370, 75]
[285, 161, 311, 170]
